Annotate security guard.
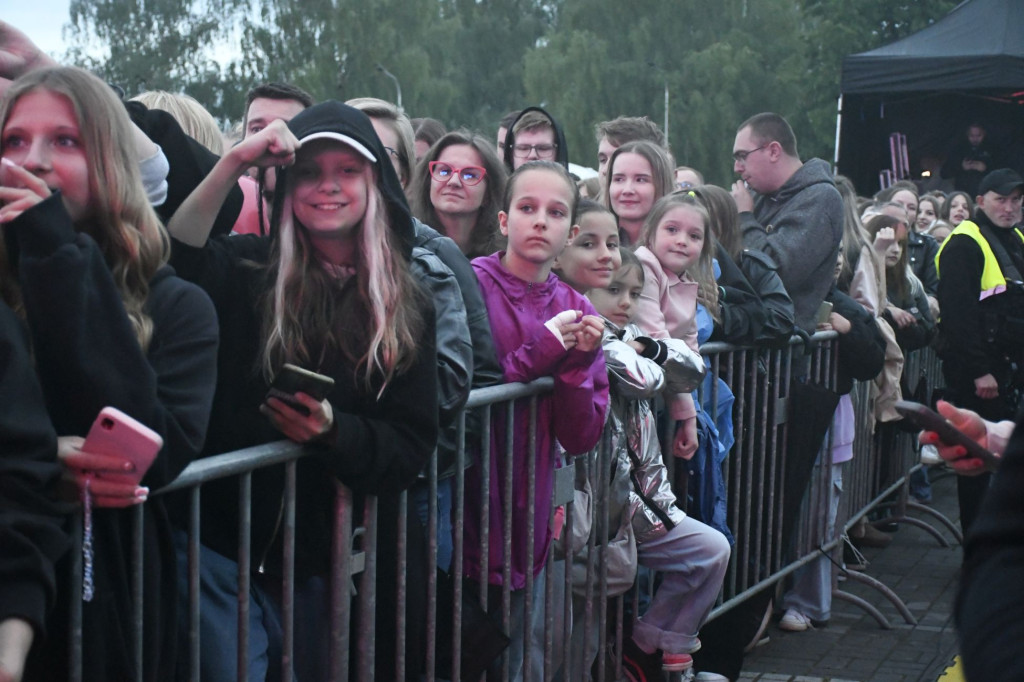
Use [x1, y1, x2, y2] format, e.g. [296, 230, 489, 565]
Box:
[936, 168, 1024, 533]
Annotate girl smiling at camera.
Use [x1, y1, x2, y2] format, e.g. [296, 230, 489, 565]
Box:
[554, 199, 622, 293]
[633, 193, 720, 461]
[165, 100, 437, 681]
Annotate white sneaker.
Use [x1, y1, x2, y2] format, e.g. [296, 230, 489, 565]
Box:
[779, 608, 813, 632]
[695, 673, 730, 681]
[921, 443, 943, 465]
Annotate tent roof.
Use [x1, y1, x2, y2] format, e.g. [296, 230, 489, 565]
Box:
[841, 0, 1024, 94]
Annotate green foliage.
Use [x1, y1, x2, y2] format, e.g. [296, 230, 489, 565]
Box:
[65, 0, 250, 118]
[62, 0, 959, 177]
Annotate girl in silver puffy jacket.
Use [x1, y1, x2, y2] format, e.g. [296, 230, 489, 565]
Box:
[558, 210, 732, 678]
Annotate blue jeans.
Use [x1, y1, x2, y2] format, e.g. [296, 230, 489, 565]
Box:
[910, 466, 932, 502]
[174, 530, 283, 681]
[412, 477, 454, 572]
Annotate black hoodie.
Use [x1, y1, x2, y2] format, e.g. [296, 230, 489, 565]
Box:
[501, 105, 571, 173]
[168, 100, 437, 679]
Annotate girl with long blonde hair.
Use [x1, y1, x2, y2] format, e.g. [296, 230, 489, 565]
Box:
[165, 100, 437, 680]
[0, 65, 219, 681]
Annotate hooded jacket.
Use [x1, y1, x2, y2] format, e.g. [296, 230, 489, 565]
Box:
[169, 101, 437, 679]
[501, 106, 570, 173]
[166, 102, 436, 679]
[9, 194, 218, 682]
[739, 158, 843, 333]
[412, 219, 503, 479]
[169, 99, 437, 564]
[466, 252, 608, 588]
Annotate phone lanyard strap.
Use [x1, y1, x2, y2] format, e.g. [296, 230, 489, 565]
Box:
[82, 477, 95, 602]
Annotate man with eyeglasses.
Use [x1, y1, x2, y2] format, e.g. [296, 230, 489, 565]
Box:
[501, 106, 569, 172]
[730, 112, 842, 333]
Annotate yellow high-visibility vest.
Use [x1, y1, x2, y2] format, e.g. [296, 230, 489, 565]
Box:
[935, 221, 1024, 300]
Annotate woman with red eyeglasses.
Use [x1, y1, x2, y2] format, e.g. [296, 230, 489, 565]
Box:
[412, 130, 507, 258]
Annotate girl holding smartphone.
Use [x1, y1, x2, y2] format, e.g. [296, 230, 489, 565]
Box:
[0, 66, 219, 681]
[166, 100, 438, 681]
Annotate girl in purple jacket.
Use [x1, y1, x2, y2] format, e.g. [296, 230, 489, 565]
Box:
[468, 161, 609, 680]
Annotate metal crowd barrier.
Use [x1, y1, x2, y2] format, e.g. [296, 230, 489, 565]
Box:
[65, 335, 955, 681]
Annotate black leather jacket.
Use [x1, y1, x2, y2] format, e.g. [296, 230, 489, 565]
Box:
[907, 230, 940, 296]
[413, 219, 502, 478]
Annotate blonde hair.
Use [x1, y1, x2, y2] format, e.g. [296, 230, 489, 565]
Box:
[641, 192, 719, 322]
[346, 97, 416, 186]
[132, 90, 223, 154]
[264, 160, 423, 393]
[0, 67, 170, 350]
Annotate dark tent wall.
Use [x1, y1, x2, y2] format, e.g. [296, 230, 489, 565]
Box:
[838, 0, 1024, 195]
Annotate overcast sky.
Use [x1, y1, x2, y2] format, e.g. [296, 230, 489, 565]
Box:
[8, 1, 73, 57]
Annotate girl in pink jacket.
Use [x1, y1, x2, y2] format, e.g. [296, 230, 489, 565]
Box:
[633, 193, 720, 461]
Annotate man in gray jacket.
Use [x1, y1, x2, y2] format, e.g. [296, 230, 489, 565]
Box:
[730, 112, 843, 333]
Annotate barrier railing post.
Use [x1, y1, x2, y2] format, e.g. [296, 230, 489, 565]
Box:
[281, 460, 296, 682]
[236, 472, 252, 682]
[131, 504, 144, 682]
[330, 481, 354, 682]
[356, 496, 378, 681]
[64, 339, 959, 680]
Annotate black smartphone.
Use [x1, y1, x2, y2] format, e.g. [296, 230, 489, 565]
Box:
[266, 364, 335, 416]
[894, 400, 1000, 471]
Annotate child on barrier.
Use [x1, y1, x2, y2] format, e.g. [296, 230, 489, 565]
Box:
[633, 192, 719, 464]
[0, 66, 219, 681]
[165, 101, 438, 681]
[627, 192, 734, 676]
[466, 161, 609, 681]
[544, 199, 622, 677]
[585, 247, 729, 680]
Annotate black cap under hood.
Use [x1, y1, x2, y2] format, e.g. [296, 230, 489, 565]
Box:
[271, 100, 415, 257]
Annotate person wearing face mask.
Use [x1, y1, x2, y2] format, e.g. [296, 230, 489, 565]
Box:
[936, 168, 1024, 535]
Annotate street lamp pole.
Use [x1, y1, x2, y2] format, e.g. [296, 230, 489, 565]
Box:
[664, 80, 670, 147]
[376, 63, 402, 109]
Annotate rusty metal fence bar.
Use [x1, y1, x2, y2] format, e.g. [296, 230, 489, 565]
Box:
[65, 337, 956, 680]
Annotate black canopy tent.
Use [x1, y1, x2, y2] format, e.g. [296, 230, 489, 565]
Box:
[837, 0, 1024, 195]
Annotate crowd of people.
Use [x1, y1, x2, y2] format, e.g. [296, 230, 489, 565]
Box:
[1, 18, 1023, 682]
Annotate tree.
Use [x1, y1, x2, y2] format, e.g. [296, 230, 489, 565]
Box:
[796, 0, 960, 162]
[65, 0, 249, 119]
[60, 0, 961, 177]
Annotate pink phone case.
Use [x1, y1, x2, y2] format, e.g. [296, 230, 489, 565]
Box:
[81, 407, 163, 485]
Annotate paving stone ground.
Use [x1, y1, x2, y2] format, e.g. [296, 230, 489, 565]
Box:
[736, 469, 962, 682]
